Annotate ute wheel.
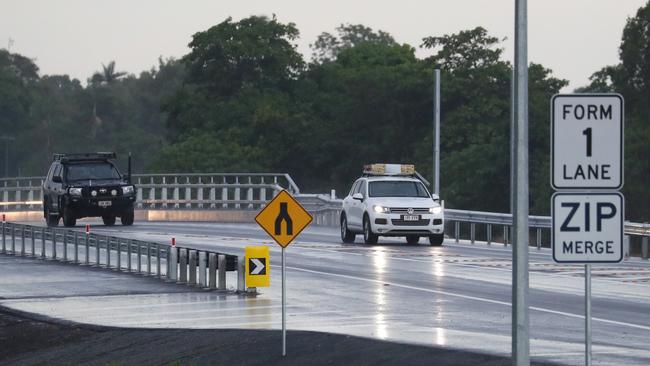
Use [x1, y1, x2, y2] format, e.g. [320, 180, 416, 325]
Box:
[406, 235, 420, 245]
[429, 234, 444, 246]
[121, 209, 134, 226]
[363, 216, 378, 244]
[102, 215, 116, 226]
[45, 205, 59, 227]
[340, 215, 356, 244]
[62, 205, 76, 227]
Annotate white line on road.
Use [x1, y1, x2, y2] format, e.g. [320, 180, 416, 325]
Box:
[282, 265, 650, 332]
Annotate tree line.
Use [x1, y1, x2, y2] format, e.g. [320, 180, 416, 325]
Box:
[0, 2, 648, 221]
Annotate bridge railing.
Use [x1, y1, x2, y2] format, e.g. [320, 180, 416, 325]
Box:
[303, 197, 649, 258]
[0, 173, 299, 211]
[1, 174, 648, 257]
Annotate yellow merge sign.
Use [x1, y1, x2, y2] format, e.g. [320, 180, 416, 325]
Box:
[245, 246, 270, 287]
[255, 190, 313, 248]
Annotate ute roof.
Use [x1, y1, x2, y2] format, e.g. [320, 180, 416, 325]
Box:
[53, 152, 116, 163]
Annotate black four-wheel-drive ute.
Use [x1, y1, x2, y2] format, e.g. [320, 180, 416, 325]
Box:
[42, 152, 136, 227]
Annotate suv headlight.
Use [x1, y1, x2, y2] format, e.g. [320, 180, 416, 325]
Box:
[122, 186, 135, 195]
[68, 187, 82, 196]
[429, 206, 442, 214]
[373, 205, 389, 213]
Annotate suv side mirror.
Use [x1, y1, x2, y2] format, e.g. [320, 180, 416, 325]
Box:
[352, 193, 364, 201]
[52, 176, 63, 183]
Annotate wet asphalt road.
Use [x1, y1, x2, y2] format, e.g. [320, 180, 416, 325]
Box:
[5, 220, 650, 366]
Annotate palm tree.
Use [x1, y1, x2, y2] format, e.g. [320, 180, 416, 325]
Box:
[90, 61, 126, 85]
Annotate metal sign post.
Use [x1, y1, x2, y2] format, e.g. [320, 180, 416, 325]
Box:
[282, 247, 287, 357]
[254, 190, 312, 357]
[585, 264, 592, 366]
[513, 0, 530, 364]
[433, 69, 441, 195]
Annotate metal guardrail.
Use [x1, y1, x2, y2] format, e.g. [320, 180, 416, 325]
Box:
[1, 174, 648, 256]
[0, 220, 244, 289]
[0, 173, 299, 211]
[299, 197, 649, 257]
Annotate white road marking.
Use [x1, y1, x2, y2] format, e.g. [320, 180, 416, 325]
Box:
[282, 265, 650, 331]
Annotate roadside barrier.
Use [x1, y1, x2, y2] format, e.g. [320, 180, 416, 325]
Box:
[2, 173, 648, 257]
[0, 221, 242, 289]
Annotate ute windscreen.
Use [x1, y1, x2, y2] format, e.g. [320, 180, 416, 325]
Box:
[368, 181, 430, 198]
[65, 163, 121, 181]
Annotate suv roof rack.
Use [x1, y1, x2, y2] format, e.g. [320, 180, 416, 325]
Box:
[361, 163, 431, 186]
[53, 152, 117, 163]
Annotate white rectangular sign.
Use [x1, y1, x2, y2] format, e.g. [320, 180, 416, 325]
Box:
[552, 192, 624, 263]
[551, 94, 623, 189]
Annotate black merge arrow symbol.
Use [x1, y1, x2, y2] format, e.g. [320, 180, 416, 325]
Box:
[274, 202, 293, 236]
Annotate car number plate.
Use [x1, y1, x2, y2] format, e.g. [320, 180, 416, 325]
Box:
[402, 215, 420, 221]
[98, 201, 112, 207]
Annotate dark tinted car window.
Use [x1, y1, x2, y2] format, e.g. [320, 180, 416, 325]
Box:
[349, 181, 360, 196]
[65, 163, 121, 181]
[368, 181, 430, 198]
[353, 180, 363, 195]
[46, 165, 55, 181]
[53, 164, 62, 178]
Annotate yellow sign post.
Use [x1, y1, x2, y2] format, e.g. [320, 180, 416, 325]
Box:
[245, 246, 270, 288]
[254, 189, 312, 357]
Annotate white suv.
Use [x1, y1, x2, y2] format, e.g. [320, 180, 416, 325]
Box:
[340, 174, 445, 246]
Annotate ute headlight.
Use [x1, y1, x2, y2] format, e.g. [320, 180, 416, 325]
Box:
[429, 206, 443, 214]
[373, 205, 389, 213]
[91, 190, 98, 197]
[122, 186, 134, 195]
[68, 187, 82, 196]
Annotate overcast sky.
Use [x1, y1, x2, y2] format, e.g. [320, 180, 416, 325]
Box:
[1, 0, 647, 90]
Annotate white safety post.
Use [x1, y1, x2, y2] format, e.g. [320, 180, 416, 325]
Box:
[218, 254, 227, 290]
[168, 246, 178, 281]
[1, 213, 5, 253]
[199, 251, 207, 287]
[209, 253, 217, 288]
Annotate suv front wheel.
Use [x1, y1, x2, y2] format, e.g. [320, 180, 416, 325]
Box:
[62, 205, 76, 227]
[121, 208, 134, 226]
[363, 216, 378, 244]
[429, 234, 444, 246]
[45, 204, 60, 227]
[102, 215, 116, 226]
[340, 214, 356, 243]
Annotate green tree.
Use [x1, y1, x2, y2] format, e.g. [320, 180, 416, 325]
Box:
[311, 24, 397, 63]
[160, 16, 307, 173]
[0, 49, 39, 176]
[90, 61, 127, 85]
[579, 1, 650, 221]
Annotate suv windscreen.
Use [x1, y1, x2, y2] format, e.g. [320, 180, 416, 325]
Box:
[65, 163, 121, 182]
[368, 181, 430, 198]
